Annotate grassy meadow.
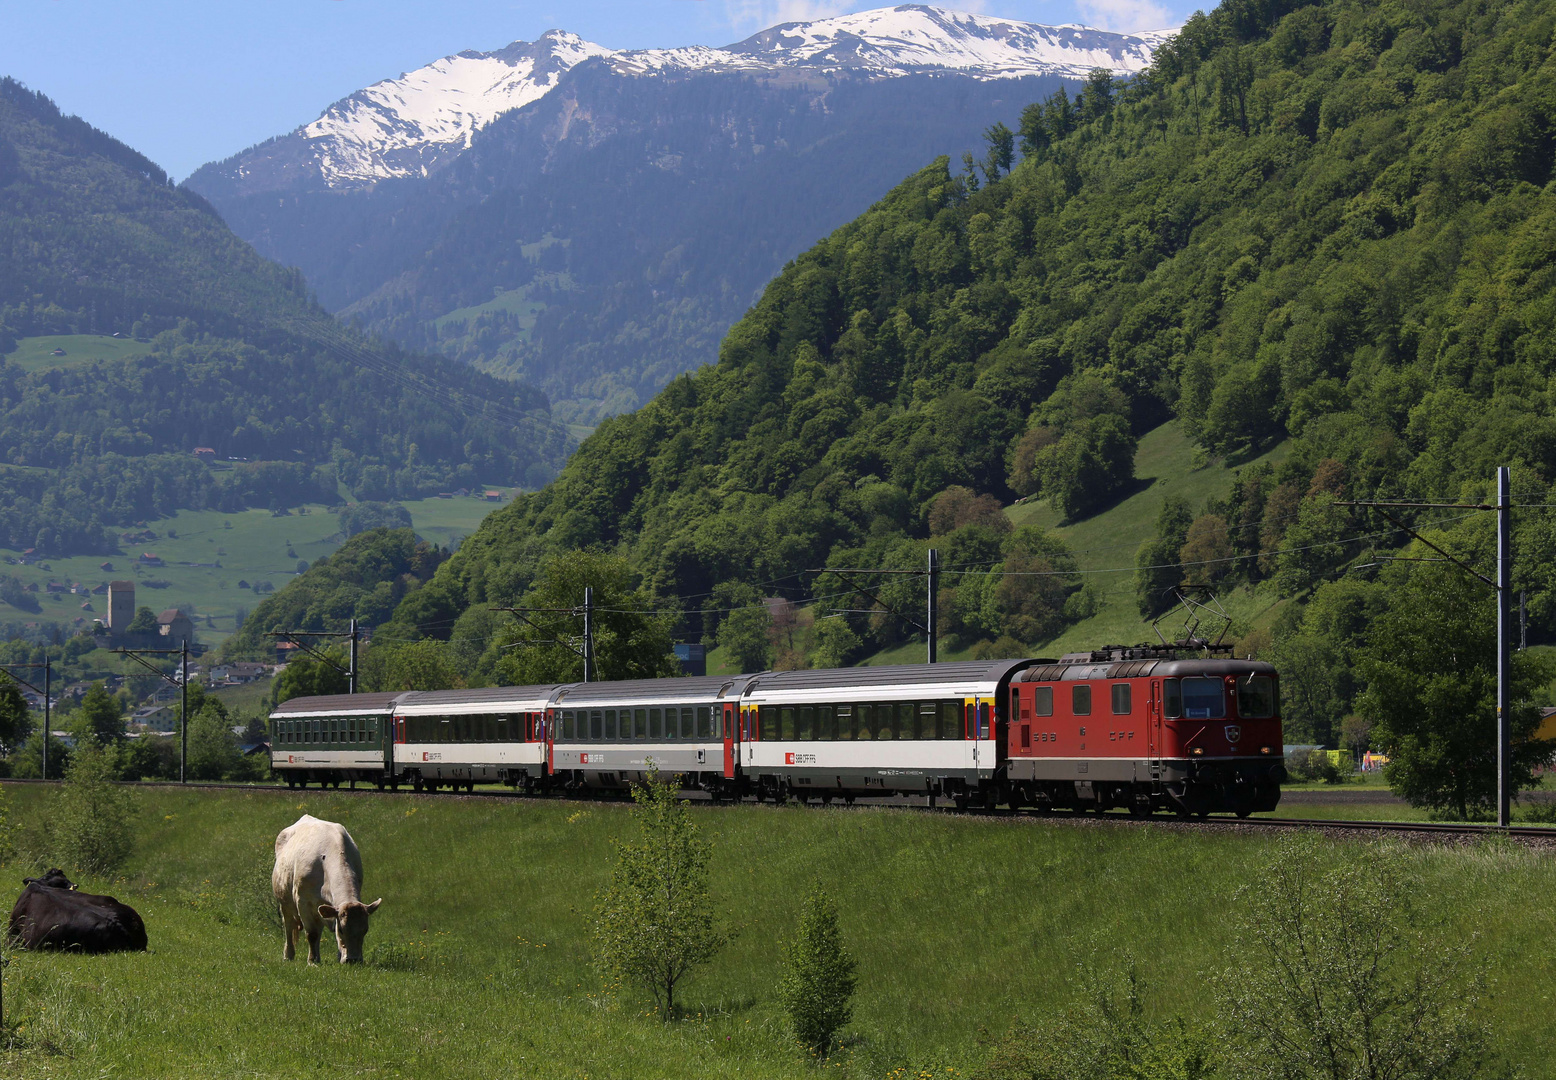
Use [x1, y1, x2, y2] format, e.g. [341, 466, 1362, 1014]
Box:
[0, 497, 502, 648]
[3, 335, 155, 373]
[3, 784, 1556, 1078]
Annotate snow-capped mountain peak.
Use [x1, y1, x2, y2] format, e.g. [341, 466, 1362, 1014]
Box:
[301, 30, 611, 185]
[297, 7, 1169, 187]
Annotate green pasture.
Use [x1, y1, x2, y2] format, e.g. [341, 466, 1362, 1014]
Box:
[3, 785, 1556, 1078]
[0, 497, 500, 647]
[2, 335, 155, 372]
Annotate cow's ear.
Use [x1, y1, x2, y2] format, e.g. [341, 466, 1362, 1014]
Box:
[317, 904, 338, 920]
[364, 898, 382, 914]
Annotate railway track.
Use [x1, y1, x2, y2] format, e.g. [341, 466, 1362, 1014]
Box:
[6, 777, 1554, 842]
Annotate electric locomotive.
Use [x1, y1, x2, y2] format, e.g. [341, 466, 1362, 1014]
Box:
[1007, 648, 1285, 817]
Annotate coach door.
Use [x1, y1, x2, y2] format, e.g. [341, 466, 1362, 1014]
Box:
[722, 703, 737, 778]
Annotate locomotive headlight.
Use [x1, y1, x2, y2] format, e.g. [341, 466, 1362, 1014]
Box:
[1260, 746, 1272, 754]
[1191, 747, 1204, 756]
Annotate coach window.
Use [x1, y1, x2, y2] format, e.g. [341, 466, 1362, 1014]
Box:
[836, 705, 853, 741]
[774, 706, 790, 741]
[1111, 684, 1132, 715]
[633, 708, 647, 739]
[939, 703, 964, 743]
[978, 701, 991, 739]
[897, 702, 915, 740]
[855, 704, 872, 741]
[560, 710, 573, 739]
[1034, 686, 1054, 717]
[1072, 685, 1092, 716]
[877, 705, 895, 742]
[609, 709, 622, 740]
[698, 706, 712, 739]
[816, 705, 834, 741]
[797, 706, 814, 741]
[1181, 677, 1226, 719]
[585, 709, 599, 740]
[914, 703, 933, 741]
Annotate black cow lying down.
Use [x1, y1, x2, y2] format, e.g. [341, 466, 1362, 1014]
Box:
[9, 871, 148, 952]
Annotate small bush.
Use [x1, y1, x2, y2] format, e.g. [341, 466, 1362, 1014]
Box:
[1286, 748, 1342, 784]
[778, 884, 858, 1056]
[51, 744, 136, 874]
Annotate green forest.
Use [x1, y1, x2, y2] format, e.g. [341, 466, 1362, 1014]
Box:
[0, 78, 571, 554]
[338, 0, 1553, 657]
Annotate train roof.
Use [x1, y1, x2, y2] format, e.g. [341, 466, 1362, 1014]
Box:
[745, 659, 1034, 695]
[395, 685, 563, 713]
[552, 674, 757, 706]
[1014, 655, 1277, 682]
[271, 691, 409, 716]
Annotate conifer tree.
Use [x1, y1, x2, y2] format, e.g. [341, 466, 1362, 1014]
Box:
[778, 884, 858, 1057]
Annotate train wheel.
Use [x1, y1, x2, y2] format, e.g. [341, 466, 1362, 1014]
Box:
[1196, 810, 1210, 819]
[1235, 809, 1252, 819]
[1130, 803, 1151, 819]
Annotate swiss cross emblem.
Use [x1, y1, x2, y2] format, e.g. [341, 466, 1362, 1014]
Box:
[785, 752, 796, 765]
[1224, 725, 1242, 744]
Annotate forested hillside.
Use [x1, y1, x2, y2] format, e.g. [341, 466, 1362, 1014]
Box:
[348, 0, 1556, 713]
[192, 64, 1074, 425]
[0, 79, 570, 554]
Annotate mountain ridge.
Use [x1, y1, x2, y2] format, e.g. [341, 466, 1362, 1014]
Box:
[193, 5, 1166, 192]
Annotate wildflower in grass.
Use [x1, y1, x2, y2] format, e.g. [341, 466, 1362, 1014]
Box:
[777, 883, 857, 1057]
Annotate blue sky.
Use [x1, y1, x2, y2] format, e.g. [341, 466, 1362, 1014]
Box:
[2, 0, 1195, 181]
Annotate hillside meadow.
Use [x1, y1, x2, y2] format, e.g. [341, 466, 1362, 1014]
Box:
[2, 784, 1555, 1078]
[0, 496, 500, 647]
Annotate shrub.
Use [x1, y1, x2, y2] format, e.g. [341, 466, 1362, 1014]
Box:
[778, 884, 858, 1057]
[51, 744, 135, 873]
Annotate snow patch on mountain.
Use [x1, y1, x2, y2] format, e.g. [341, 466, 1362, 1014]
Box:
[298, 5, 1171, 187]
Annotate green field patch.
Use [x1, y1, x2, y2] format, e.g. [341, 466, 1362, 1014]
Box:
[0, 496, 501, 648]
[4, 334, 154, 372]
[1, 785, 1553, 1078]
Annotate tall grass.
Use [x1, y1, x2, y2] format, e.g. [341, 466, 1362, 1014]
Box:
[1, 784, 1553, 1078]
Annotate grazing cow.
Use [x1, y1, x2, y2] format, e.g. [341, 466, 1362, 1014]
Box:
[8, 877, 148, 953]
[272, 814, 382, 964]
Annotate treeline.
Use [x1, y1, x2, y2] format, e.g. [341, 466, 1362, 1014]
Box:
[0, 77, 572, 554]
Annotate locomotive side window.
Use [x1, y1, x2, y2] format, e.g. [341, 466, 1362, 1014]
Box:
[1163, 681, 1181, 718]
[1034, 686, 1054, 716]
[1181, 677, 1226, 718]
[1237, 675, 1277, 719]
[1072, 685, 1092, 716]
[1111, 684, 1132, 715]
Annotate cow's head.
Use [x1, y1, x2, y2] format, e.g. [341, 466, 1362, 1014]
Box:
[23, 868, 76, 890]
[318, 898, 382, 963]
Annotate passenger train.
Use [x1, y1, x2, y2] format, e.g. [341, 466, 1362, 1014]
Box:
[269, 648, 1286, 817]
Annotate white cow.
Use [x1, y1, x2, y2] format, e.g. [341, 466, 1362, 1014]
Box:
[272, 814, 383, 964]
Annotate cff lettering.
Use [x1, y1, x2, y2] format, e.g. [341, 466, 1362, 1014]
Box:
[785, 752, 795, 765]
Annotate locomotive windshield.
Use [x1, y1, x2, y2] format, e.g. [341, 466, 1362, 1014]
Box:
[1236, 675, 1278, 719]
[1179, 677, 1226, 719]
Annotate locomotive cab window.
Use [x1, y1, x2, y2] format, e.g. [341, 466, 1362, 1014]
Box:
[1236, 675, 1277, 719]
[1180, 677, 1226, 719]
[1033, 686, 1053, 717]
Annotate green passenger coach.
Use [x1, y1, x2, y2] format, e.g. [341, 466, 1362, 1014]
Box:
[270, 691, 409, 789]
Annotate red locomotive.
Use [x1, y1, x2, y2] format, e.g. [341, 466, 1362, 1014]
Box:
[1007, 647, 1285, 817]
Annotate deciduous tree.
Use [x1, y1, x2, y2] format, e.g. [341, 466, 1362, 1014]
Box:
[592, 766, 726, 1020]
